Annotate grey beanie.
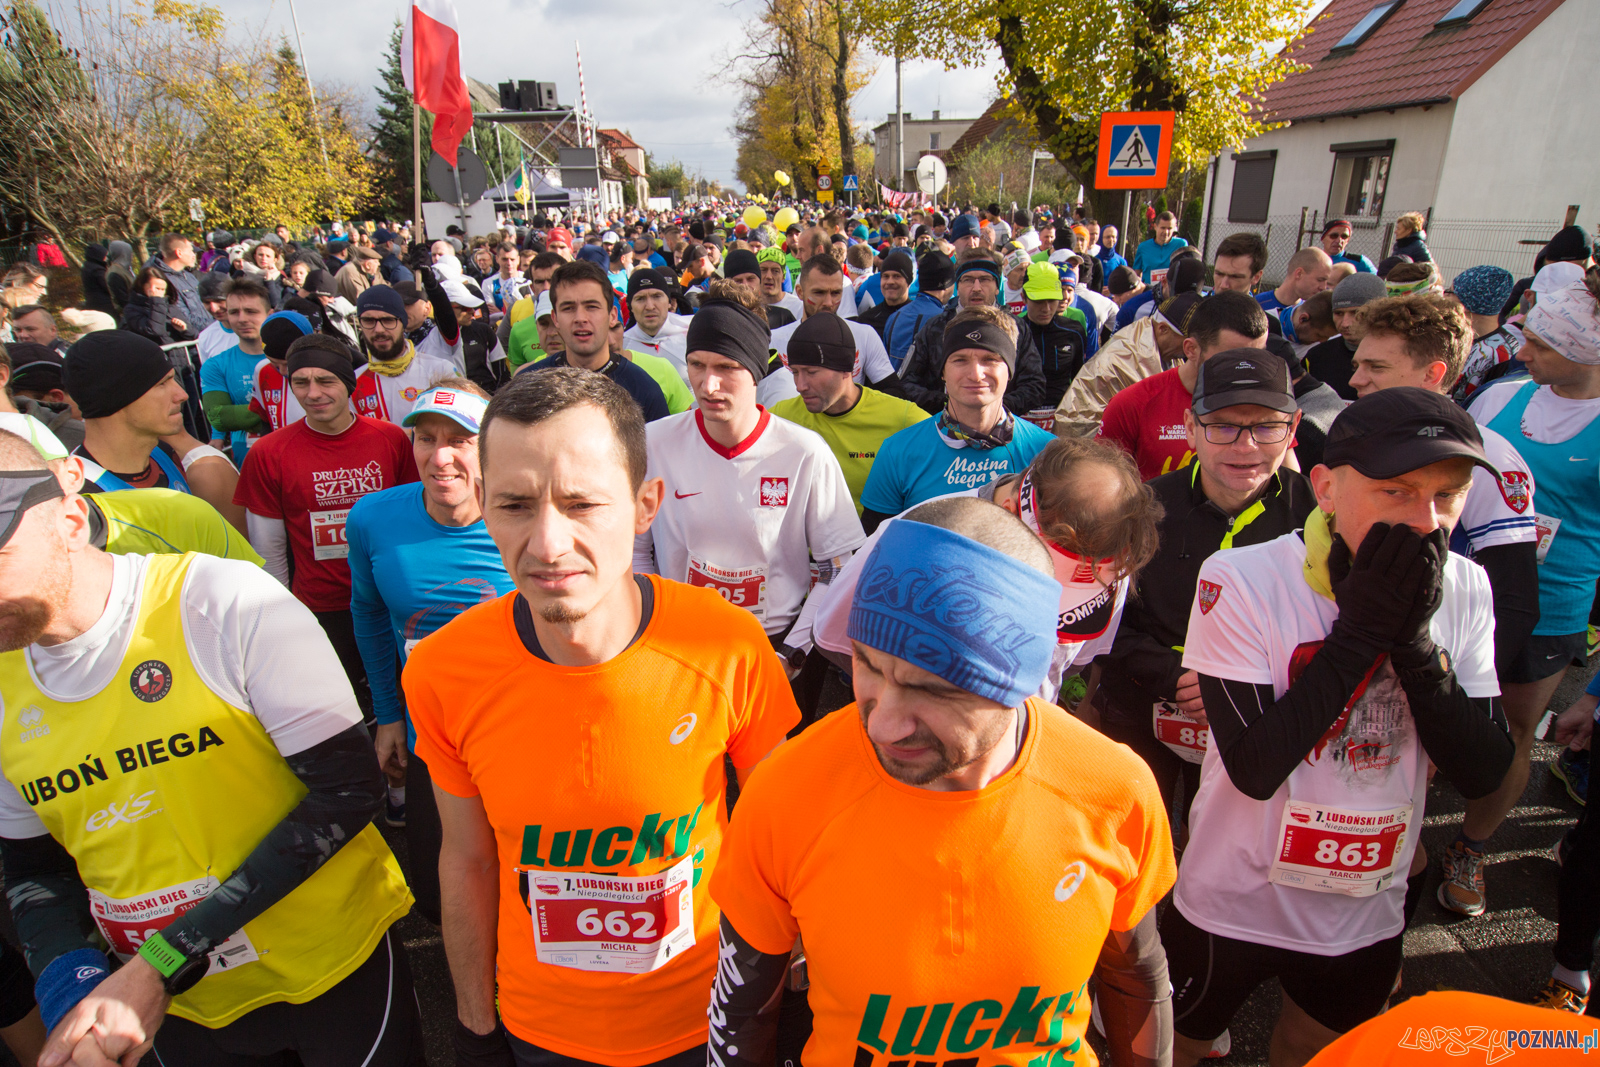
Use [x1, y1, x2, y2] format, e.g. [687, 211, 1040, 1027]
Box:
[1331, 271, 1387, 311]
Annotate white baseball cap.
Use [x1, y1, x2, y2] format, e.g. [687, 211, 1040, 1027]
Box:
[401, 385, 488, 434]
[442, 279, 484, 308]
[535, 290, 554, 322]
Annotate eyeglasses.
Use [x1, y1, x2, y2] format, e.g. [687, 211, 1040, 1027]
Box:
[1197, 420, 1293, 445]
[1327, 231, 1352, 241]
[359, 315, 402, 331]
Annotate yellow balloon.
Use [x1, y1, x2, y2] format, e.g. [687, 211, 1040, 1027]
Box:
[742, 206, 767, 229]
[774, 170, 791, 187]
[773, 207, 799, 232]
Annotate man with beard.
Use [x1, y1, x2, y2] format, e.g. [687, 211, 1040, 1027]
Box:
[350, 286, 458, 425]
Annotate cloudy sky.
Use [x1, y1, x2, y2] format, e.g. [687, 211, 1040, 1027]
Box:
[197, 0, 1003, 188]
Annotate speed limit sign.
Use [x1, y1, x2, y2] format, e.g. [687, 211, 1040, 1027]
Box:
[816, 175, 832, 191]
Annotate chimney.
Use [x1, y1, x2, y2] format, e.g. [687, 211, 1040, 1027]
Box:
[903, 111, 911, 120]
[932, 110, 940, 121]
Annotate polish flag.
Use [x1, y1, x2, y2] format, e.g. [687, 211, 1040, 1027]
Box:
[401, 0, 473, 166]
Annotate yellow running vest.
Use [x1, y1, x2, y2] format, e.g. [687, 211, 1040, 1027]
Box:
[0, 553, 412, 1027]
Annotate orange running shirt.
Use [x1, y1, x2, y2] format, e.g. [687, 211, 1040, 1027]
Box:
[406, 577, 799, 1065]
[1306, 991, 1600, 1065]
[712, 697, 1175, 1067]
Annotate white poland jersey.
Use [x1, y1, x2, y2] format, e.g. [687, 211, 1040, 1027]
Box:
[1176, 531, 1497, 957]
[637, 408, 865, 637]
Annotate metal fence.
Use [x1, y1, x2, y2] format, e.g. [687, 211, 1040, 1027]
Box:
[1201, 210, 1564, 288]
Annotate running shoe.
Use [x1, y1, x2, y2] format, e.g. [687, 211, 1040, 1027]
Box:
[1533, 976, 1589, 1014]
[1551, 748, 1589, 807]
[1060, 673, 1088, 709]
[1587, 624, 1597, 658]
[1437, 840, 1487, 917]
[1204, 1030, 1232, 1059]
[384, 796, 406, 828]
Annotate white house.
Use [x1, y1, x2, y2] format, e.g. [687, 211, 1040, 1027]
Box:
[1201, 0, 1598, 283]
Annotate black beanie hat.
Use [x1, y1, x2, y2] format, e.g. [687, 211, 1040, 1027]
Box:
[786, 311, 856, 374]
[261, 313, 312, 362]
[881, 250, 914, 283]
[917, 250, 955, 292]
[64, 330, 173, 418]
[1543, 225, 1593, 265]
[723, 248, 760, 279]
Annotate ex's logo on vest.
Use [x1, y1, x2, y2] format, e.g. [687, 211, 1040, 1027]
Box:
[130, 661, 172, 703]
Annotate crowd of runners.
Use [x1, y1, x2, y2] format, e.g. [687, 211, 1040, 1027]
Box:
[0, 194, 1596, 1067]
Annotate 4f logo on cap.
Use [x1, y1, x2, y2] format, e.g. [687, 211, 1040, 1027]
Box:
[1498, 469, 1530, 514]
[759, 477, 789, 508]
[1416, 425, 1445, 437]
[130, 661, 172, 702]
[1197, 580, 1223, 615]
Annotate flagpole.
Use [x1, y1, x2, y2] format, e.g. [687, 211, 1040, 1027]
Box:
[413, 101, 423, 241]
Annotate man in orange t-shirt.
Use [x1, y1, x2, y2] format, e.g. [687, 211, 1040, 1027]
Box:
[405, 367, 798, 1067]
[709, 497, 1176, 1067]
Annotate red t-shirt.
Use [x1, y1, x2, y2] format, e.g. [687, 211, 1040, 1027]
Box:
[1096, 367, 1195, 481]
[233, 415, 418, 612]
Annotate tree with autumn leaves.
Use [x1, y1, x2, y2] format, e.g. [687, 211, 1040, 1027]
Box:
[733, 0, 1314, 216]
[0, 0, 371, 263]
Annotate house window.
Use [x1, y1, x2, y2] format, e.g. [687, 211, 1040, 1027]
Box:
[1326, 140, 1393, 219]
[1228, 150, 1276, 223]
[1436, 0, 1490, 26]
[1332, 2, 1403, 52]
[929, 132, 940, 150]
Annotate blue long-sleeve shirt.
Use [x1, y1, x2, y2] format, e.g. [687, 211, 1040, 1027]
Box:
[346, 483, 515, 746]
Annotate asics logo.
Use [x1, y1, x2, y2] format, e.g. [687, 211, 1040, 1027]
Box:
[85, 790, 161, 833]
[669, 714, 697, 745]
[1054, 861, 1087, 902]
[1416, 426, 1444, 437]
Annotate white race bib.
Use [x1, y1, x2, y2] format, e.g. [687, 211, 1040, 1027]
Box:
[1534, 513, 1561, 564]
[1153, 701, 1209, 764]
[686, 558, 767, 621]
[89, 876, 260, 975]
[310, 509, 350, 560]
[1269, 800, 1412, 897]
[523, 855, 695, 974]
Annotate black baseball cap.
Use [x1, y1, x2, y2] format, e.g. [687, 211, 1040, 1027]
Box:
[1192, 349, 1295, 416]
[1323, 387, 1498, 479]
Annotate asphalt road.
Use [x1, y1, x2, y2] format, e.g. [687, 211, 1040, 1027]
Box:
[379, 656, 1598, 1066]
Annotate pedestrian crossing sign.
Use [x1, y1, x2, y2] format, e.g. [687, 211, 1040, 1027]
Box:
[1095, 111, 1174, 190]
[842, 174, 859, 191]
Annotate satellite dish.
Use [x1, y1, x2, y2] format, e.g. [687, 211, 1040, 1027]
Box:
[916, 155, 947, 195]
[427, 148, 488, 205]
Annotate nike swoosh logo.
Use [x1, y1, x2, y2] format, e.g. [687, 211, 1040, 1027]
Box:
[674, 491, 702, 499]
[1570, 457, 1589, 462]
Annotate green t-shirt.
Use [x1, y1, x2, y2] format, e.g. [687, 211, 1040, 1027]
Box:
[507, 315, 546, 370]
[91, 488, 264, 565]
[625, 350, 694, 415]
[770, 387, 930, 514]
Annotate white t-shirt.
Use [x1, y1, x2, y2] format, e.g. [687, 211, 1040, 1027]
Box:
[623, 314, 691, 380]
[416, 323, 465, 374]
[351, 352, 459, 425]
[1470, 379, 1600, 445]
[196, 321, 235, 364]
[0, 413, 67, 461]
[769, 317, 894, 386]
[636, 409, 864, 636]
[1176, 532, 1498, 956]
[812, 487, 1126, 692]
[837, 274, 859, 318]
[768, 293, 804, 320]
[1457, 424, 1538, 552]
[0, 553, 361, 838]
[756, 367, 800, 408]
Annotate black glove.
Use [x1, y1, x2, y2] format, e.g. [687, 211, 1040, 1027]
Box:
[1327, 522, 1433, 656]
[1389, 527, 1449, 671]
[454, 1018, 515, 1067]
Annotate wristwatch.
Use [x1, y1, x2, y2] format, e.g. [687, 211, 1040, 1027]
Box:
[137, 932, 209, 995]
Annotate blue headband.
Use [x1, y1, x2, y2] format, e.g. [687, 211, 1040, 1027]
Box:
[848, 519, 1060, 708]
